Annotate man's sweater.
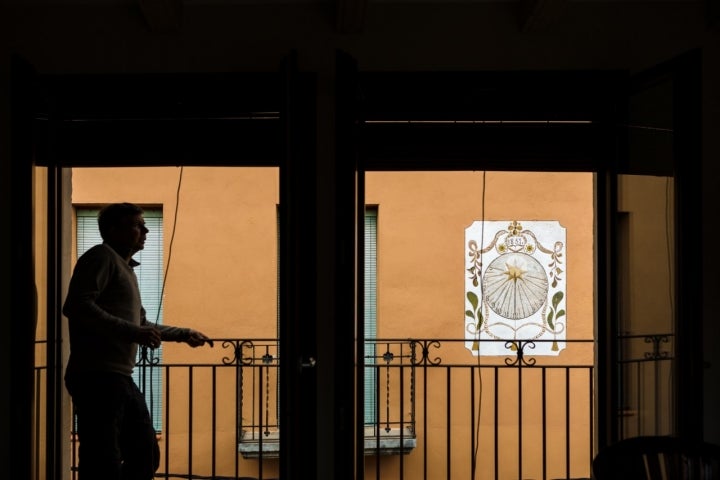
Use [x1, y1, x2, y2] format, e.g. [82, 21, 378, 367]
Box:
[63, 243, 189, 377]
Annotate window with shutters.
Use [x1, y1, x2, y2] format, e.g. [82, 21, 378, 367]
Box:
[362, 206, 417, 454]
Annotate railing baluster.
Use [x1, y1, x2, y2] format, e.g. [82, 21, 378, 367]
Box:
[188, 366, 193, 479]
[519, 365, 523, 480]
[470, 368, 476, 480]
[164, 365, 170, 479]
[495, 365, 499, 480]
[375, 351, 381, 480]
[446, 365, 451, 480]
[235, 341, 241, 480]
[211, 366, 217, 480]
[258, 360, 263, 479]
[542, 367, 547, 480]
[566, 367, 570, 479]
[589, 366, 594, 476]
[399, 359, 405, 480]
[422, 347, 428, 480]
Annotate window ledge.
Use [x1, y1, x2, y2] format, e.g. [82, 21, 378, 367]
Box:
[238, 427, 417, 458]
[239, 430, 280, 459]
[363, 426, 417, 455]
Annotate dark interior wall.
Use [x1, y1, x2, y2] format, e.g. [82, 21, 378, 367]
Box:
[1, 4, 719, 476]
[0, 33, 11, 480]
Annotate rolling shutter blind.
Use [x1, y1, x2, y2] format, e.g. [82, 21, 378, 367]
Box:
[364, 207, 378, 425]
[75, 208, 164, 431]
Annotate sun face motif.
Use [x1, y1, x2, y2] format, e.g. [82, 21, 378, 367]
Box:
[482, 252, 549, 320]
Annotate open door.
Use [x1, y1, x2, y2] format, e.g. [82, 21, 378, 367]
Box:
[335, 49, 363, 480]
[338, 52, 623, 479]
[25, 53, 317, 480]
[609, 49, 702, 443]
[9, 53, 41, 480]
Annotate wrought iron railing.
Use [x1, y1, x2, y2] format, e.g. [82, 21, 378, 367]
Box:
[617, 333, 675, 439]
[60, 337, 603, 479]
[33, 339, 48, 480]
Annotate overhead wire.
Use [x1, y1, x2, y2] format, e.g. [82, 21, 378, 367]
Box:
[148, 165, 185, 479]
[154, 166, 184, 326]
[472, 170, 487, 479]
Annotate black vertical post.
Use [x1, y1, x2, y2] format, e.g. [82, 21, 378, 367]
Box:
[597, 84, 618, 448]
[336, 49, 362, 480]
[46, 154, 65, 480]
[673, 49, 703, 441]
[9, 54, 37, 480]
[279, 51, 318, 480]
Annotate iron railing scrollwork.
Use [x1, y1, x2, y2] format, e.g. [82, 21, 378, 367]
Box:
[504, 340, 537, 367]
[644, 334, 671, 360]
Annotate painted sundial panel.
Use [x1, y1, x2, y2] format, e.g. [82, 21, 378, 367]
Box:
[465, 221, 566, 356]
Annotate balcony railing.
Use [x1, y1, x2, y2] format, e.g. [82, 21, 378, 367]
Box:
[30, 332, 680, 480]
[63, 337, 598, 480]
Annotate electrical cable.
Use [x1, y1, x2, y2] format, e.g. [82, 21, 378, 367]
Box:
[148, 165, 185, 479]
[665, 176, 675, 432]
[665, 177, 674, 329]
[472, 170, 487, 479]
[154, 166, 185, 326]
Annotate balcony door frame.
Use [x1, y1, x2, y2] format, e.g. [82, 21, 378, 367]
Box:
[16, 52, 320, 480]
[334, 49, 702, 479]
[10, 48, 701, 480]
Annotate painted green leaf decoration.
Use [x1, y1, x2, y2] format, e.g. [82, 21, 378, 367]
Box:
[556, 268, 564, 274]
[552, 291, 564, 309]
[552, 278, 558, 288]
[473, 278, 479, 287]
[547, 310, 555, 329]
[466, 310, 475, 319]
[556, 309, 565, 319]
[467, 291, 479, 312]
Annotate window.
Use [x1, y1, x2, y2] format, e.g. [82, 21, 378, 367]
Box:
[364, 206, 378, 426]
[75, 207, 164, 432]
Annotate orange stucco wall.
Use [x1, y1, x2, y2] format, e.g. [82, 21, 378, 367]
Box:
[64, 167, 600, 479]
[70, 167, 281, 478]
[365, 171, 595, 348]
[41, 165, 674, 478]
[365, 171, 595, 479]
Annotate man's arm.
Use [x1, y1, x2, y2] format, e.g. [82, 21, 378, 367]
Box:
[143, 309, 212, 347]
[156, 324, 212, 347]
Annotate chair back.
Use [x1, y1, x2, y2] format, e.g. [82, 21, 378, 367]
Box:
[593, 436, 720, 480]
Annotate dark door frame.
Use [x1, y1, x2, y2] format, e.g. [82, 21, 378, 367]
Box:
[334, 49, 702, 470]
[17, 55, 319, 480]
[10, 48, 701, 480]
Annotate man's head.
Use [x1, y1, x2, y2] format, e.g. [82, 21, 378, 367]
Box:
[97, 203, 148, 256]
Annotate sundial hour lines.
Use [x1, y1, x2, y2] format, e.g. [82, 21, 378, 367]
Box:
[482, 252, 549, 320]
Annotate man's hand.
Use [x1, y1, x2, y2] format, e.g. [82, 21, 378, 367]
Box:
[136, 325, 162, 349]
[185, 329, 213, 348]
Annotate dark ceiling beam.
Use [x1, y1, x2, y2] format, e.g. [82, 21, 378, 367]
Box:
[517, 0, 566, 32]
[139, 0, 183, 33]
[336, 0, 368, 34]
